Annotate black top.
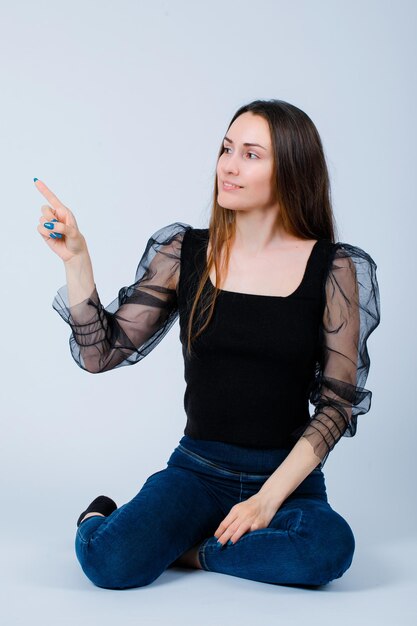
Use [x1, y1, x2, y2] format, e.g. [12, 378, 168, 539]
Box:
[52, 222, 381, 469]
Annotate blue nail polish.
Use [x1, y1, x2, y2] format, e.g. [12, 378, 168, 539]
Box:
[50, 232, 62, 238]
[34, 178, 38, 182]
[44, 222, 54, 229]
[216, 540, 222, 548]
[227, 540, 234, 546]
[51, 218, 58, 222]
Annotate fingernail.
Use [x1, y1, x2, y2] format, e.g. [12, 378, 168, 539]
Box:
[50, 233, 62, 239]
[227, 540, 234, 546]
[44, 222, 54, 229]
[34, 178, 38, 182]
[216, 540, 222, 549]
[51, 218, 58, 222]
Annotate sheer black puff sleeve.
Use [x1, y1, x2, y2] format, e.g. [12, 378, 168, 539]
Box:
[290, 242, 381, 469]
[52, 222, 192, 373]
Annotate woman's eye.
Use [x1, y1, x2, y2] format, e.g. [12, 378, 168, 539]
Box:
[222, 146, 258, 159]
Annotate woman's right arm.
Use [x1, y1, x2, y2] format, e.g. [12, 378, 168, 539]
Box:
[36, 179, 192, 374]
[52, 223, 191, 373]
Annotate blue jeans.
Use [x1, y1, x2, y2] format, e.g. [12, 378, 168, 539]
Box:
[75, 435, 355, 589]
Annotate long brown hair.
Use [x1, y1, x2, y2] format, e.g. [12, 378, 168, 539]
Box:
[185, 98, 338, 358]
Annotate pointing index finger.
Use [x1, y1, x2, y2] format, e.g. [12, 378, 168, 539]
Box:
[34, 178, 66, 211]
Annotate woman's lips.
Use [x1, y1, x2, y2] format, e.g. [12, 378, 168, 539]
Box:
[222, 182, 242, 191]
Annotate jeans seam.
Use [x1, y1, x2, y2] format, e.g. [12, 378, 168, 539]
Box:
[76, 525, 90, 545]
[177, 444, 242, 477]
[199, 538, 210, 571]
[176, 444, 274, 479]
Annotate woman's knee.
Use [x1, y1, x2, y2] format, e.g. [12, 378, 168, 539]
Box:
[75, 533, 157, 589]
[301, 505, 356, 584]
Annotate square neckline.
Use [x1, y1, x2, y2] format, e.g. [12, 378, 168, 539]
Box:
[203, 231, 321, 299]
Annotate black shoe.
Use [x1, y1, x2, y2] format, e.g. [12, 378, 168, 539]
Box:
[77, 495, 118, 527]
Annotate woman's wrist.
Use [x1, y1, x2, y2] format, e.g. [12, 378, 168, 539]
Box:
[64, 251, 96, 307]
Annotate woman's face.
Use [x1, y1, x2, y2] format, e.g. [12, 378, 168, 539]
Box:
[216, 112, 277, 213]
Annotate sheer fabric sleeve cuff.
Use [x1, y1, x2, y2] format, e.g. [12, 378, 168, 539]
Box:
[290, 242, 381, 468]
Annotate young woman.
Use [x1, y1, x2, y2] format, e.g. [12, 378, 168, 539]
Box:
[36, 99, 381, 590]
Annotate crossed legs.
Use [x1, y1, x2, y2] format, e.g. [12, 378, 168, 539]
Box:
[75, 468, 354, 589]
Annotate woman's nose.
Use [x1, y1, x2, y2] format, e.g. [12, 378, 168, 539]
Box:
[222, 158, 239, 175]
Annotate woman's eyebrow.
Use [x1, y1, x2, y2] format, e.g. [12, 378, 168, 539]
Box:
[223, 135, 267, 151]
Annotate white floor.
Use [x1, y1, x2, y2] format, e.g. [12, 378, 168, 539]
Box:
[2, 521, 416, 626]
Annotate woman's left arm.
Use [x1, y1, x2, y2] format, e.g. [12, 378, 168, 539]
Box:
[259, 243, 381, 505]
[213, 243, 381, 547]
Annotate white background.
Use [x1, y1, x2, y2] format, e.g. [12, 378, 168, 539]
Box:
[1, 0, 415, 624]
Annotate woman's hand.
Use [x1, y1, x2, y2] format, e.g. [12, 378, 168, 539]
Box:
[35, 178, 88, 263]
[213, 493, 280, 547]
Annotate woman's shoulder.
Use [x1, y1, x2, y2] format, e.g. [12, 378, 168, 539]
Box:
[148, 221, 194, 243]
[329, 240, 378, 270]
